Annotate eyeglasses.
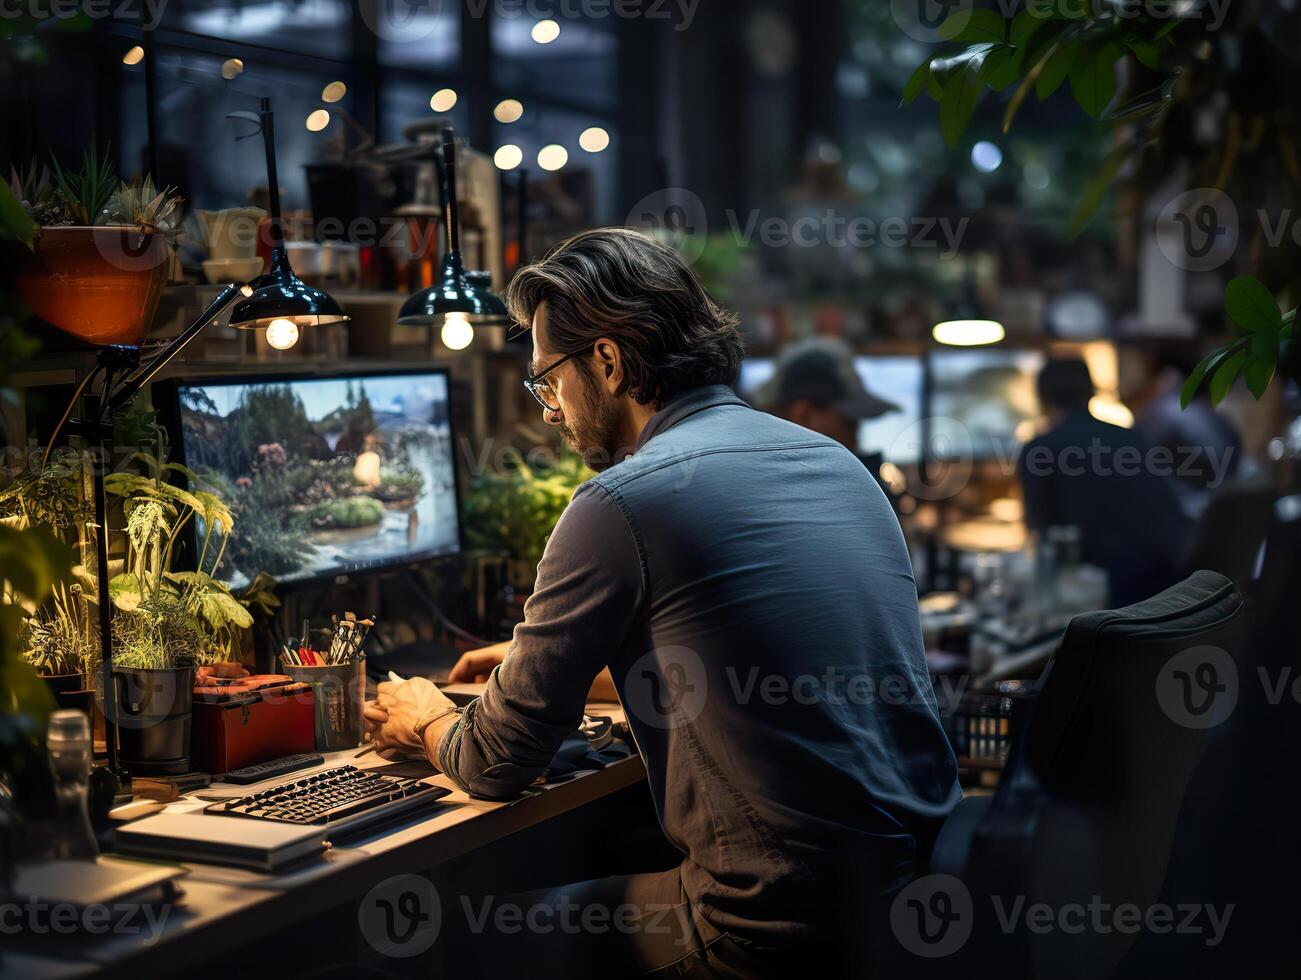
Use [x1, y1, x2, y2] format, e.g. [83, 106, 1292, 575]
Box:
[523, 348, 587, 413]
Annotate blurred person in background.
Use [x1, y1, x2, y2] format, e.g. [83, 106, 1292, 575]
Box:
[1126, 342, 1241, 523]
[755, 337, 901, 500]
[1018, 358, 1186, 607]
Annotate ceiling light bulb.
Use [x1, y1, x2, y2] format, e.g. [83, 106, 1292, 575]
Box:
[932, 319, 1005, 347]
[532, 19, 560, 43]
[441, 312, 473, 351]
[265, 318, 300, 350]
[430, 88, 458, 112]
[537, 144, 568, 172]
[321, 81, 347, 103]
[579, 127, 610, 152]
[123, 46, 144, 66]
[494, 99, 524, 123]
[494, 144, 523, 170]
[306, 109, 330, 132]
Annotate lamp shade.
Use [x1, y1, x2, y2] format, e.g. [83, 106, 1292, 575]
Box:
[397, 257, 509, 325]
[227, 246, 349, 329]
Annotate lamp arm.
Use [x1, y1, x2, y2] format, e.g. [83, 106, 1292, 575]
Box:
[108, 282, 246, 414]
[441, 128, 462, 265]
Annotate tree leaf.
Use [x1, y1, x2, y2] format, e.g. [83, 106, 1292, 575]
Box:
[1069, 46, 1119, 119]
[1124, 37, 1164, 71]
[1209, 349, 1247, 406]
[0, 524, 72, 604]
[108, 573, 142, 612]
[938, 8, 1005, 45]
[0, 180, 37, 250]
[903, 59, 932, 105]
[1035, 43, 1078, 100]
[986, 46, 1024, 92]
[1224, 275, 1283, 333]
[939, 49, 992, 148]
[1245, 336, 1278, 399]
[1010, 9, 1043, 49]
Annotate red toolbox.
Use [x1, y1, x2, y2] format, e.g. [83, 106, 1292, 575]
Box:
[191, 677, 315, 775]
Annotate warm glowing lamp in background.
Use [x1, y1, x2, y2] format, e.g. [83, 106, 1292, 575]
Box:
[122, 45, 144, 66]
[537, 144, 568, 171]
[579, 127, 610, 153]
[441, 312, 474, 351]
[305, 109, 330, 132]
[494, 144, 523, 170]
[321, 81, 347, 103]
[220, 58, 244, 80]
[531, 18, 560, 43]
[494, 99, 524, 123]
[397, 128, 510, 348]
[430, 88, 457, 112]
[932, 318, 1005, 346]
[264, 318, 300, 350]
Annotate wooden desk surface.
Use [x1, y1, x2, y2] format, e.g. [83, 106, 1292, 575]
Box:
[10, 700, 642, 978]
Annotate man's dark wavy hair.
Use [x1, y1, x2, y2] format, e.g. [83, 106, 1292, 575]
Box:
[505, 228, 744, 410]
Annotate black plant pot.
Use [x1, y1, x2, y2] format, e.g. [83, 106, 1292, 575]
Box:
[111, 667, 195, 776]
[41, 673, 94, 718]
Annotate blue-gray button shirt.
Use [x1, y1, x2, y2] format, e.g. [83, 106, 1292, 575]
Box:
[440, 385, 961, 940]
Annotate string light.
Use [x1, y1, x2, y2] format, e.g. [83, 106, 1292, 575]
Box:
[494, 145, 523, 170]
[430, 88, 458, 112]
[306, 109, 331, 132]
[321, 81, 347, 103]
[122, 46, 144, 66]
[221, 58, 244, 80]
[494, 99, 524, 123]
[579, 127, 610, 152]
[531, 19, 560, 43]
[537, 144, 568, 171]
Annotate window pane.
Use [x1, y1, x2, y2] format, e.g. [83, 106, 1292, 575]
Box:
[161, 0, 354, 61]
[491, 14, 616, 111]
[373, 0, 460, 70]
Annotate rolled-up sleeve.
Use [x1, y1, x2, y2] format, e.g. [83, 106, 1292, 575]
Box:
[437, 481, 644, 798]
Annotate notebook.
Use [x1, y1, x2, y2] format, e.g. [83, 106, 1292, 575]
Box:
[113, 812, 328, 872]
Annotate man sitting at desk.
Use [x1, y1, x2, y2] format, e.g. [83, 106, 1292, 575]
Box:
[364, 228, 960, 977]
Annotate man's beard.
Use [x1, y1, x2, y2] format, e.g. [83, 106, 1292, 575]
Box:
[558, 374, 627, 472]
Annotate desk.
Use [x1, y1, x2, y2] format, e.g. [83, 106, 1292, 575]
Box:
[10, 702, 648, 980]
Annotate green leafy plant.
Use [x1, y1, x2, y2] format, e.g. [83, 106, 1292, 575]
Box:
[903, 2, 1301, 401]
[48, 146, 118, 226]
[463, 448, 592, 571]
[308, 496, 385, 530]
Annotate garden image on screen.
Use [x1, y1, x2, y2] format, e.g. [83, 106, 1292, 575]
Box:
[177, 373, 459, 589]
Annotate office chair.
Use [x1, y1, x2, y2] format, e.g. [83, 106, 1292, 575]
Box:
[1179, 475, 1275, 594]
[926, 570, 1245, 980]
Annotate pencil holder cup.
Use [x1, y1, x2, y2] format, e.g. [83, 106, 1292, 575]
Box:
[285, 661, 365, 751]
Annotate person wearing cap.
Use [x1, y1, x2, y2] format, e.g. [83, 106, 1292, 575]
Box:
[755, 337, 901, 499]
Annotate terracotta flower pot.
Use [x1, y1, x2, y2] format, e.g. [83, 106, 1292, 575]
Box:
[14, 225, 169, 346]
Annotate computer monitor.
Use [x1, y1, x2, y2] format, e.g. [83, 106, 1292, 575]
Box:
[928, 349, 1045, 460]
[165, 368, 461, 589]
[734, 355, 924, 464]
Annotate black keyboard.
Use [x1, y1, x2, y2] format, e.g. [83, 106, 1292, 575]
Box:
[207, 765, 449, 833]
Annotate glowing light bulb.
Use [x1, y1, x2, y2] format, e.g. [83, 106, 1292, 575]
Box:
[579, 127, 610, 153]
[220, 58, 244, 80]
[532, 19, 560, 43]
[494, 144, 523, 170]
[441, 312, 473, 351]
[265, 318, 299, 350]
[123, 46, 144, 66]
[430, 88, 458, 112]
[306, 109, 330, 132]
[932, 319, 1005, 347]
[321, 81, 347, 103]
[494, 99, 524, 123]
[537, 144, 568, 172]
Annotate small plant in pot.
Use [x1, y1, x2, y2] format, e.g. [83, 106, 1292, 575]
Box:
[105, 424, 268, 775]
[5, 148, 182, 347]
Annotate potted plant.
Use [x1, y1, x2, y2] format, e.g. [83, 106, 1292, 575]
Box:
[104, 419, 269, 774]
[6, 148, 182, 346]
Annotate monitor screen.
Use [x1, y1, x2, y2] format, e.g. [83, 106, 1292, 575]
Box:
[735, 355, 924, 464]
[172, 370, 460, 588]
[928, 349, 1044, 460]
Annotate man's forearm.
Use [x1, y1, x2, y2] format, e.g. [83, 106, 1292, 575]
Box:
[421, 711, 460, 771]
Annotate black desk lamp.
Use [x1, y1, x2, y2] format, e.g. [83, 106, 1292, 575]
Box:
[397, 128, 510, 349]
[66, 98, 349, 780]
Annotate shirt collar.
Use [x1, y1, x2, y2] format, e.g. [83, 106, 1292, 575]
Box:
[635, 385, 748, 452]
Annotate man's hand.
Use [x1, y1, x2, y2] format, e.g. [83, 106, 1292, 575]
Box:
[363, 677, 458, 762]
[448, 642, 509, 683]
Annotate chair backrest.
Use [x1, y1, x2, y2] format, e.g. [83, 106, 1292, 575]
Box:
[957, 571, 1245, 978]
